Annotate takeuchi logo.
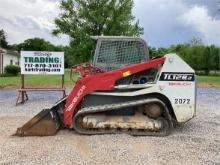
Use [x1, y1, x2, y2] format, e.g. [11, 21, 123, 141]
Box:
[65, 85, 86, 112]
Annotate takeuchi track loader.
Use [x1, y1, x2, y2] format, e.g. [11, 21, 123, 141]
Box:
[15, 36, 196, 136]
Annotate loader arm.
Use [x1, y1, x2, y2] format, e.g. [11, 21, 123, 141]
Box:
[64, 56, 165, 126]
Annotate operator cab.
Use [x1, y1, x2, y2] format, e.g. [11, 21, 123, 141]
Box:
[91, 36, 158, 87]
[91, 36, 149, 71]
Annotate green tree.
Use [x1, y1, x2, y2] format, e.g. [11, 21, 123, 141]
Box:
[0, 29, 8, 49]
[190, 37, 203, 46]
[148, 46, 158, 58]
[53, 0, 143, 65]
[17, 38, 61, 51]
[202, 46, 211, 75]
[148, 38, 220, 75]
[210, 45, 220, 73]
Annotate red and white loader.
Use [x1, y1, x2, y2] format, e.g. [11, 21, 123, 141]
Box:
[15, 36, 196, 136]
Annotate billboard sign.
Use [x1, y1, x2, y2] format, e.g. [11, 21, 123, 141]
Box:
[20, 51, 64, 75]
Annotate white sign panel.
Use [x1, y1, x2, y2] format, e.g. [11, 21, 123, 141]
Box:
[20, 51, 64, 75]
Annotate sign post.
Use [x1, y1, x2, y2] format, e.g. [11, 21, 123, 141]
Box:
[16, 51, 66, 105]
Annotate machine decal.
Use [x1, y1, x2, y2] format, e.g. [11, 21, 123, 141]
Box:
[174, 99, 190, 104]
[123, 71, 131, 77]
[65, 85, 86, 112]
[168, 82, 192, 86]
[159, 72, 194, 81]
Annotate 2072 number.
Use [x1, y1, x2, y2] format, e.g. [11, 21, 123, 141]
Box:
[175, 99, 190, 104]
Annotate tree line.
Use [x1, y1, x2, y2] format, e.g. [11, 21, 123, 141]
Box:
[1, 31, 219, 75]
[1, 0, 219, 75]
[149, 39, 220, 75]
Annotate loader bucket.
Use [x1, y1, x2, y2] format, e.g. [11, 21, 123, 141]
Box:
[14, 108, 61, 136]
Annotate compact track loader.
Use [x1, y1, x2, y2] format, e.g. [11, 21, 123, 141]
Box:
[15, 36, 196, 136]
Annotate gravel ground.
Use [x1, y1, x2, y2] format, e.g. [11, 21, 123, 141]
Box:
[0, 88, 219, 165]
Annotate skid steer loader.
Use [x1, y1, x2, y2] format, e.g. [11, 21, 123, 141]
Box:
[15, 36, 196, 136]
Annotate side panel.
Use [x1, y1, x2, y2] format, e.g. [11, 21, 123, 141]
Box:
[157, 54, 196, 123]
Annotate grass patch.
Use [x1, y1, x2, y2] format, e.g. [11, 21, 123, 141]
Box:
[197, 75, 220, 87]
[0, 70, 75, 88]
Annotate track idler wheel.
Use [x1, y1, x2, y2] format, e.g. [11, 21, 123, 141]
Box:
[143, 103, 163, 119]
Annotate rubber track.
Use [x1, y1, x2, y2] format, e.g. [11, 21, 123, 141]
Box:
[73, 98, 173, 136]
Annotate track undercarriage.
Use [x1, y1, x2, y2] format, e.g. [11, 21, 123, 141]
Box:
[15, 97, 173, 136]
[74, 98, 173, 136]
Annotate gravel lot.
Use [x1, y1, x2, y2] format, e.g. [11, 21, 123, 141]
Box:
[0, 88, 219, 165]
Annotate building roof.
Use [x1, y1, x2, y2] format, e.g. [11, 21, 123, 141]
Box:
[6, 50, 20, 57]
[0, 47, 7, 53]
[0, 48, 20, 57]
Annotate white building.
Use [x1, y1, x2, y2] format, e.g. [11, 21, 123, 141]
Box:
[0, 48, 20, 74]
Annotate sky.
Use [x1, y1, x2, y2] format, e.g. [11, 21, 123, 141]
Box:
[0, 0, 219, 47]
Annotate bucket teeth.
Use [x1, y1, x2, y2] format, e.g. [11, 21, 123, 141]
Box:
[14, 109, 61, 137]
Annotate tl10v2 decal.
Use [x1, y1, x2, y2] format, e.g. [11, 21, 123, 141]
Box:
[159, 72, 195, 81]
